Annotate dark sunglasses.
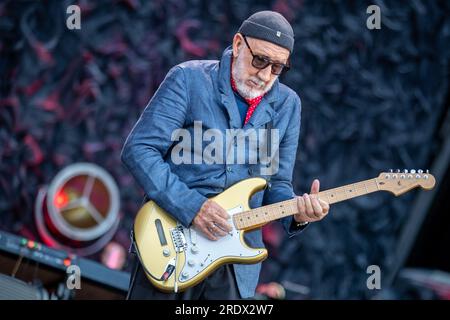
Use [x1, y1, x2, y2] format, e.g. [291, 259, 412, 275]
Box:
[242, 35, 290, 75]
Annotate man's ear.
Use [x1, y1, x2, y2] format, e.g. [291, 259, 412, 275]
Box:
[232, 33, 243, 57]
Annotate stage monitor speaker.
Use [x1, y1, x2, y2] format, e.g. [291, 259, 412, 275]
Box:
[0, 230, 130, 300]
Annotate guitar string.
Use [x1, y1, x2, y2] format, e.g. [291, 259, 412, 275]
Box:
[233, 179, 380, 229]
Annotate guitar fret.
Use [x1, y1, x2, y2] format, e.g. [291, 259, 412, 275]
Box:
[374, 179, 380, 191]
[355, 183, 362, 195]
[363, 182, 369, 194]
[327, 191, 335, 202]
[349, 183, 358, 198]
[324, 192, 331, 203]
[352, 183, 358, 196]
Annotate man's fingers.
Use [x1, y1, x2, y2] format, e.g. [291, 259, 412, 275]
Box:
[319, 199, 330, 214]
[193, 201, 231, 240]
[211, 202, 230, 220]
[311, 198, 323, 218]
[297, 196, 306, 216]
[310, 179, 320, 194]
[296, 196, 310, 222]
[202, 224, 218, 241]
[216, 208, 230, 220]
[295, 194, 330, 223]
[212, 215, 232, 233]
[210, 222, 228, 237]
[303, 194, 315, 219]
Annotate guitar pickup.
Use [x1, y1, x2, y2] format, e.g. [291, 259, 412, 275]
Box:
[155, 219, 167, 246]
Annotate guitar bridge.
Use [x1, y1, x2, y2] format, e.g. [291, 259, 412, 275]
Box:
[171, 225, 187, 253]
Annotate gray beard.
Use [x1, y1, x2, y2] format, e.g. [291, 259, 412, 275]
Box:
[231, 56, 277, 99]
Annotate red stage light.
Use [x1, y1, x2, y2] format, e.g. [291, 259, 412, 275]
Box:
[34, 163, 120, 256]
[63, 258, 71, 267]
[54, 190, 69, 208]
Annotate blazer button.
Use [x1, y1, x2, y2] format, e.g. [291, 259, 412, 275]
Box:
[226, 166, 232, 172]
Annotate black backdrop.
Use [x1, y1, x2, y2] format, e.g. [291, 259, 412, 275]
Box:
[1, 0, 449, 299]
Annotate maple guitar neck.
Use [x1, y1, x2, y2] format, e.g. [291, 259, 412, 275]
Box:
[233, 170, 436, 231]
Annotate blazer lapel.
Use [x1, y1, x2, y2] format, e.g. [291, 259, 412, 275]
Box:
[218, 47, 242, 129]
[220, 92, 242, 129]
[244, 99, 278, 129]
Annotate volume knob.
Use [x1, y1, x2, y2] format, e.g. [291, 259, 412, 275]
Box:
[162, 248, 170, 257]
[191, 246, 199, 254]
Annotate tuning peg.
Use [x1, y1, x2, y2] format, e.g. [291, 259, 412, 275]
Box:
[418, 169, 423, 174]
[426, 169, 429, 174]
[403, 169, 408, 173]
[389, 169, 393, 173]
[410, 169, 416, 174]
[396, 169, 401, 173]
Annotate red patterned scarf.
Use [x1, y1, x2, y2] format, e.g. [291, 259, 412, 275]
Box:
[230, 63, 264, 125]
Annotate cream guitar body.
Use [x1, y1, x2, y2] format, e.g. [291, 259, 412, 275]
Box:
[133, 170, 435, 293]
[133, 178, 269, 293]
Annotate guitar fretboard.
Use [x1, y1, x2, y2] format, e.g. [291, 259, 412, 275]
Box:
[232, 178, 380, 230]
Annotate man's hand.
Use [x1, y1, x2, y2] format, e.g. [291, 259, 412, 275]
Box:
[293, 179, 330, 224]
[192, 199, 232, 241]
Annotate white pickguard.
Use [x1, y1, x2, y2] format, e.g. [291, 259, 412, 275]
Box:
[175, 204, 263, 283]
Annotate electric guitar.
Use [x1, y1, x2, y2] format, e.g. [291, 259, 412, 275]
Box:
[133, 169, 435, 292]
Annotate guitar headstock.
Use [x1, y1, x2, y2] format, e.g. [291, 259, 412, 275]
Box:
[377, 169, 436, 196]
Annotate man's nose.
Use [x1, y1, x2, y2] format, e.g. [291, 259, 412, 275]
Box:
[257, 65, 272, 82]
